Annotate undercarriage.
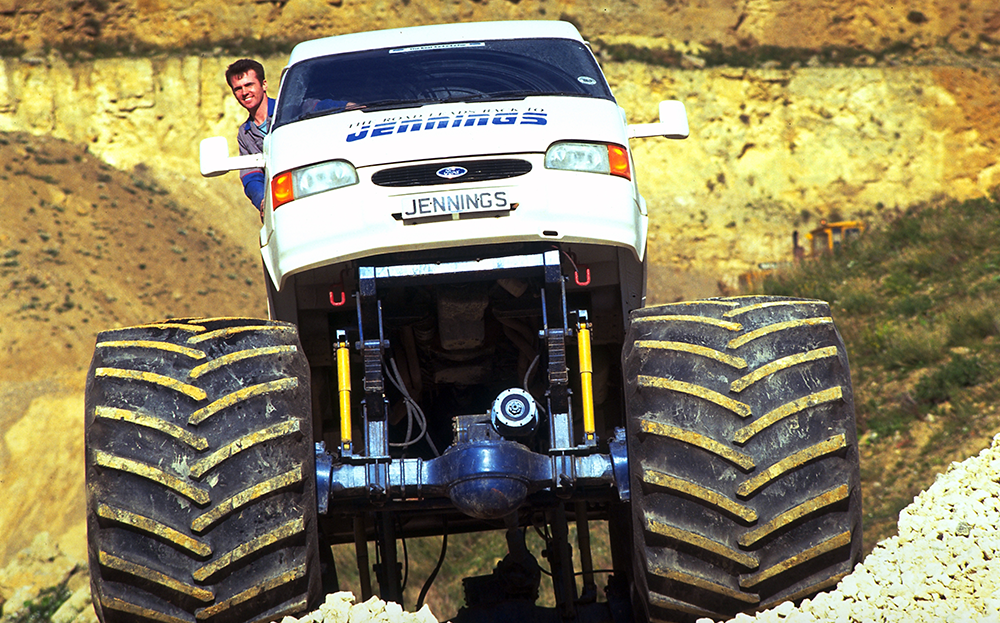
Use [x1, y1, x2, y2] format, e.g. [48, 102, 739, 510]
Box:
[300, 246, 638, 618]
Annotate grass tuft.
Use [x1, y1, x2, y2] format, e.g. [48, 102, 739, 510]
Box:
[9, 582, 71, 623]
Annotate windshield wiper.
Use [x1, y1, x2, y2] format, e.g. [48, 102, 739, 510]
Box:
[296, 107, 342, 122]
[294, 99, 373, 122]
[434, 90, 573, 104]
[359, 99, 427, 112]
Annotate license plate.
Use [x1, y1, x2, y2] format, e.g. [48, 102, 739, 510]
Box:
[400, 189, 511, 222]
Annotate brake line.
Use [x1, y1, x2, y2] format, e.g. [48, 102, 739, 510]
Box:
[416, 519, 449, 610]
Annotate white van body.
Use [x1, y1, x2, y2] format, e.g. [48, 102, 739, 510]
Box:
[201, 20, 687, 290]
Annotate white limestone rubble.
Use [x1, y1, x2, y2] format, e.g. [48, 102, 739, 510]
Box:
[702, 433, 1000, 623]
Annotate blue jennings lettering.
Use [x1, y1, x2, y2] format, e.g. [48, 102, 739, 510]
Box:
[346, 126, 371, 142]
[520, 112, 547, 125]
[348, 111, 547, 141]
[397, 119, 422, 133]
[425, 116, 450, 130]
[464, 113, 490, 127]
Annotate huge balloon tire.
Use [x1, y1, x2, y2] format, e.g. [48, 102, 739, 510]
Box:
[622, 297, 863, 621]
[85, 317, 320, 623]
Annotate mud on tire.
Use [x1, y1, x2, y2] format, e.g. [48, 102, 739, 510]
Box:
[85, 317, 320, 623]
[622, 297, 863, 621]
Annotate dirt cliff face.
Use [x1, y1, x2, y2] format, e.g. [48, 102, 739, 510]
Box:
[612, 62, 1000, 279]
[2, 0, 999, 56]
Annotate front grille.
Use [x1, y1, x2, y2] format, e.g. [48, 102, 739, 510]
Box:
[372, 159, 532, 187]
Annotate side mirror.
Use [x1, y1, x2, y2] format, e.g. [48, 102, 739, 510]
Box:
[627, 99, 690, 140]
[199, 136, 265, 177]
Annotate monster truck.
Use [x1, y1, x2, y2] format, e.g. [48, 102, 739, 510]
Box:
[84, 20, 862, 623]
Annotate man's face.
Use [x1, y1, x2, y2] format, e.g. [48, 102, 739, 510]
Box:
[229, 70, 267, 112]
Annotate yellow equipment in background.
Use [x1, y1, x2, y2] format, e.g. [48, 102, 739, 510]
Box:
[738, 219, 866, 292]
[805, 220, 866, 256]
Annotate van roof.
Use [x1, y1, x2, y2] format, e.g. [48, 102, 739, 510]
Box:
[287, 20, 586, 65]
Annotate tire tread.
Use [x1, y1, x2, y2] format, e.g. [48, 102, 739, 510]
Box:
[86, 317, 319, 623]
[624, 296, 862, 620]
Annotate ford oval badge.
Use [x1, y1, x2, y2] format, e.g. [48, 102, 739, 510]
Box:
[436, 166, 468, 180]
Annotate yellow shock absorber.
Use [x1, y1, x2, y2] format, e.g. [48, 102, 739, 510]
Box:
[577, 312, 596, 445]
[336, 330, 353, 454]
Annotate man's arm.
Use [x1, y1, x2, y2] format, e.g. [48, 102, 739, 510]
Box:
[236, 127, 265, 212]
[239, 168, 266, 211]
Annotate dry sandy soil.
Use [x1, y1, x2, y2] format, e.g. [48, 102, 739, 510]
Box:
[0, 131, 267, 566]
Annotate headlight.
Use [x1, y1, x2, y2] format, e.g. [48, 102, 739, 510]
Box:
[544, 142, 631, 180]
[272, 160, 359, 209]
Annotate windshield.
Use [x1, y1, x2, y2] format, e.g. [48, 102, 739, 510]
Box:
[273, 38, 614, 129]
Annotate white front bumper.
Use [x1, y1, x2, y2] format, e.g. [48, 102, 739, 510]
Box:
[261, 155, 647, 289]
